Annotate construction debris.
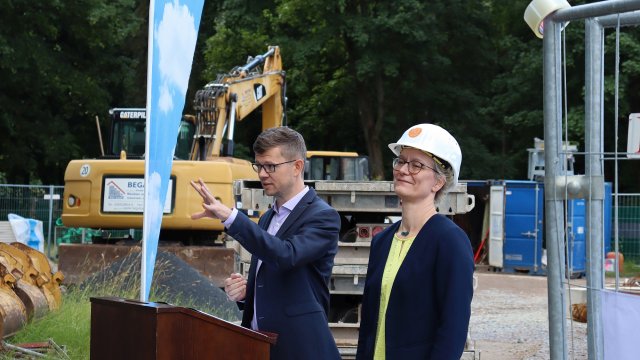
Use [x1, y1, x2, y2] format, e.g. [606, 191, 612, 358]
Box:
[2, 338, 69, 359]
[571, 303, 587, 323]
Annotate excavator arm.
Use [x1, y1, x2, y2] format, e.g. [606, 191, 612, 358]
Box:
[59, 46, 287, 288]
[191, 46, 285, 160]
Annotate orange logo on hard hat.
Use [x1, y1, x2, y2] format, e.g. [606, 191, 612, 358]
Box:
[408, 127, 422, 137]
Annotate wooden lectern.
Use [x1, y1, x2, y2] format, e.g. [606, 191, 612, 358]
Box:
[90, 297, 277, 360]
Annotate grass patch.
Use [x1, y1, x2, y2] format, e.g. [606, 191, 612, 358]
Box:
[605, 259, 640, 278]
[2, 253, 239, 359]
[4, 288, 92, 359]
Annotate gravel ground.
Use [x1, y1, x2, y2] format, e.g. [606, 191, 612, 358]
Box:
[470, 269, 588, 360]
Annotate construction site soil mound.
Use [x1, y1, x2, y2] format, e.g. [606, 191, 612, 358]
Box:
[79, 250, 241, 321]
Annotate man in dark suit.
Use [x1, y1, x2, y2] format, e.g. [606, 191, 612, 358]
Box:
[191, 127, 341, 360]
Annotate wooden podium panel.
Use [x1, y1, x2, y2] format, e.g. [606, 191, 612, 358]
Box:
[90, 297, 277, 360]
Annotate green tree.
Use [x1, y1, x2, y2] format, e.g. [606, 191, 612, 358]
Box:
[204, 0, 496, 180]
[2, 0, 637, 191]
[0, 0, 144, 184]
[603, 27, 640, 192]
[481, 1, 548, 180]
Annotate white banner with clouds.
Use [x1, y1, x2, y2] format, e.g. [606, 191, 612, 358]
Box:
[142, 0, 204, 301]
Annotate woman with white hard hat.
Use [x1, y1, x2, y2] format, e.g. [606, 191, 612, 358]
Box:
[356, 123, 474, 360]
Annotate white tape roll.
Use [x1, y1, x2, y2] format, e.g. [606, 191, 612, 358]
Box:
[524, 0, 571, 38]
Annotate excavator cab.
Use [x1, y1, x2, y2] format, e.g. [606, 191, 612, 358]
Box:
[305, 151, 370, 181]
[107, 108, 146, 158]
[106, 108, 196, 160]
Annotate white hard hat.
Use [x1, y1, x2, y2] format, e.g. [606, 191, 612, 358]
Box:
[388, 123, 462, 185]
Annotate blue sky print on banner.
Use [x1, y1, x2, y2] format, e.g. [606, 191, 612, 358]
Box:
[142, 0, 204, 301]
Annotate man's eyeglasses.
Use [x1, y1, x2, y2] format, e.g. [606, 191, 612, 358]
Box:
[252, 159, 298, 174]
[392, 157, 437, 175]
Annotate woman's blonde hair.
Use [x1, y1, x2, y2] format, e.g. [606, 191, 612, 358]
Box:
[431, 156, 455, 204]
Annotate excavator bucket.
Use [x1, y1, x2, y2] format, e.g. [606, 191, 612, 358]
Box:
[11, 242, 64, 310]
[0, 244, 49, 320]
[0, 262, 28, 338]
[0, 242, 64, 338]
[14, 282, 49, 321]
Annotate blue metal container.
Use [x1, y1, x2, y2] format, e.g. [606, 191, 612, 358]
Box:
[496, 180, 612, 277]
[566, 183, 612, 277]
[501, 181, 545, 275]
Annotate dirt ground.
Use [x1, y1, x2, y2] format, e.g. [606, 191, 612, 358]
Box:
[469, 269, 588, 360]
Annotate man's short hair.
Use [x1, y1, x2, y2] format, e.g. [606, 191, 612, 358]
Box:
[253, 127, 307, 160]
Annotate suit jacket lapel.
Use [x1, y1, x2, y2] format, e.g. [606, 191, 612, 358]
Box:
[275, 188, 315, 237]
[246, 208, 274, 306]
[259, 208, 275, 230]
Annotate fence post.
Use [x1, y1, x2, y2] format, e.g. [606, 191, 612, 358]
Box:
[47, 184, 54, 258]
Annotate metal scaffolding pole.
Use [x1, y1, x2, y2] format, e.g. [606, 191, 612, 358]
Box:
[598, 10, 640, 27]
[553, 0, 640, 22]
[537, 1, 640, 359]
[543, 18, 568, 360]
[584, 18, 605, 360]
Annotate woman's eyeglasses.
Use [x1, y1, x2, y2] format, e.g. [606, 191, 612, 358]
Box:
[392, 157, 437, 175]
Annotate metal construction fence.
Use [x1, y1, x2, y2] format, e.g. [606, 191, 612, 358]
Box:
[0, 184, 64, 257]
[615, 193, 640, 264]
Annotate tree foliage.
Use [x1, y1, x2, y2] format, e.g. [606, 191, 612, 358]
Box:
[0, 0, 144, 184]
[204, 0, 498, 180]
[1, 0, 639, 191]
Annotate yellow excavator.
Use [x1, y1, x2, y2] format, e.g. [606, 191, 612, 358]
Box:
[58, 45, 372, 286]
[59, 46, 286, 285]
[62, 46, 284, 237]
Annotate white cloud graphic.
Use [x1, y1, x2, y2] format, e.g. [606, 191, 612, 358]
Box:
[155, 0, 198, 113]
[147, 171, 164, 235]
[159, 85, 173, 113]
